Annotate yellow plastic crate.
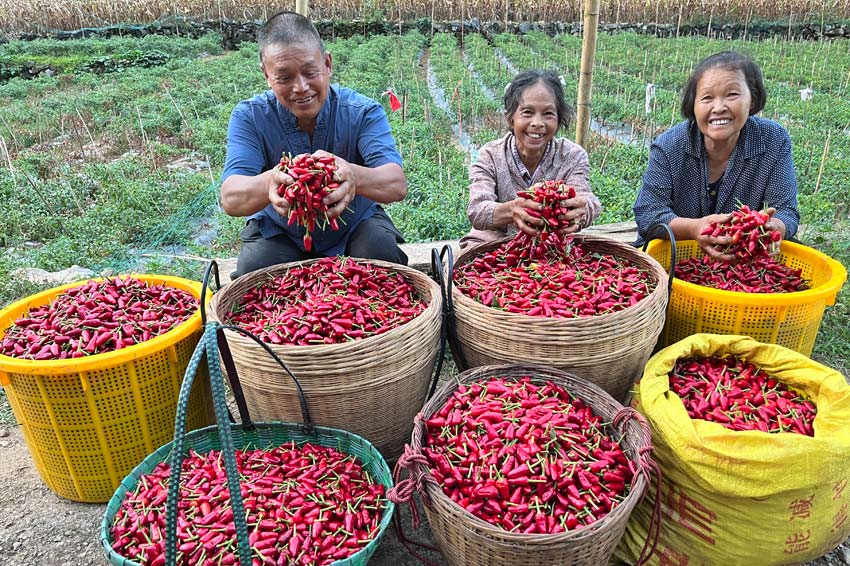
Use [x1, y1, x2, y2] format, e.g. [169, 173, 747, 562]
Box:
[645, 240, 847, 356]
[0, 275, 214, 502]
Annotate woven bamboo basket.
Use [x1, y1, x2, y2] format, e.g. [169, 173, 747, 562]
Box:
[406, 364, 654, 566]
[206, 258, 442, 461]
[451, 235, 669, 401]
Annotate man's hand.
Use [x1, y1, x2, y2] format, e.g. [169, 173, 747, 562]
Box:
[314, 151, 355, 219]
[267, 163, 295, 219]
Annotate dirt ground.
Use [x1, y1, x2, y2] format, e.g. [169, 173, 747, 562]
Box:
[1, 421, 849, 566]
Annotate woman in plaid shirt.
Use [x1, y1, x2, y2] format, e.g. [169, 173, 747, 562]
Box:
[634, 51, 799, 260]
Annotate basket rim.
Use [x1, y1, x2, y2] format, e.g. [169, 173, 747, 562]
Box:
[100, 420, 396, 566]
[0, 274, 207, 374]
[646, 239, 848, 304]
[452, 234, 669, 323]
[412, 363, 650, 543]
[208, 257, 442, 353]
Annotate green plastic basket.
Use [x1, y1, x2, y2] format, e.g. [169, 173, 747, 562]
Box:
[100, 317, 395, 566]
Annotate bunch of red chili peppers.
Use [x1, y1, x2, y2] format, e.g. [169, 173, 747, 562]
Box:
[669, 355, 817, 436]
[700, 204, 781, 261]
[110, 442, 386, 566]
[455, 178, 654, 317]
[225, 257, 424, 346]
[424, 377, 634, 534]
[514, 179, 576, 260]
[1, 277, 197, 360]
[678, 204, 809, 292]
[277, 153, 340, 252]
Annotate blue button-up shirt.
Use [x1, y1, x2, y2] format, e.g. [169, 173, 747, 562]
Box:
[634, 116, 799, 244]
[221, 85, 402, 255]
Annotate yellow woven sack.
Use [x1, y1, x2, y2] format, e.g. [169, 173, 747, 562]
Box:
[616, 334, 850, 566]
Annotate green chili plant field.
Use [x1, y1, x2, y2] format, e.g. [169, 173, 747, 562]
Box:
[0, 28, 847, 379]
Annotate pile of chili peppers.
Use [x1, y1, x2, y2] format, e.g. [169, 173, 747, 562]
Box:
[514, 179, 576, 260]
[1, 277, 197, 360]
[456, 240, 655, 318]
[424, 377, 634, 533]
[277, 153, 340, 252]
[669, 355, 817, 436]
[674, 254, 809, 293]
[455, 178, 654, 317]
[225, 257, 424, 346]
[109, 442, 386, 566]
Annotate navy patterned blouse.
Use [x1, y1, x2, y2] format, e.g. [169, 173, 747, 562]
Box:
[633, 115, 799, 244]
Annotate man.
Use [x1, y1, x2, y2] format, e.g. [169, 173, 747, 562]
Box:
[220, 11, 408, 278]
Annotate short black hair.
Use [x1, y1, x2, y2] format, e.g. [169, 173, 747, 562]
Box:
[504, 70, 574, 132]
[257, 11, 325, 63]
[680, 51, 766, 121]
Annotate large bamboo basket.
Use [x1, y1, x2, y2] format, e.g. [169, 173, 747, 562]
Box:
[452, 235, 669, 401]
[206, 258, 442, 461]
[409, 364, 654, 566]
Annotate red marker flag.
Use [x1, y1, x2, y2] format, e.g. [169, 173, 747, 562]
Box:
[383, 88, 401, 112]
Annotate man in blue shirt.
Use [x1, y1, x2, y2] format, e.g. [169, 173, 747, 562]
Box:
[221, 11, 408, 278]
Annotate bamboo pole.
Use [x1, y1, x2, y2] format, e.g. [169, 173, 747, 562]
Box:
[575, 0, 600, 149]
[295, 0, 308, 15]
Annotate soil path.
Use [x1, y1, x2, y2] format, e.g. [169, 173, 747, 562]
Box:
[1, 423, 848, 566]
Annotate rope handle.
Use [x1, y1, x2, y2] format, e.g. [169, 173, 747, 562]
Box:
[423, 247, 450, 400]
[614, 407, 663, 566]
[200, 259, 221, 326]
[387, 413, 443, 566]
[641, 222, 676, 310]
[216, 324, 315, 435]
[430, 245, 469, 374]
[164, 321, 317, 566]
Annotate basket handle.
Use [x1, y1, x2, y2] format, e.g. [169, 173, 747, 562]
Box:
[641, 222, 676, 309]
[200, 259, 222, 326]
[216, 324, 315, 435]
[614, 407, 663, 566]
[430, 245, 469, 377]
[165, 322, 253, 566]
[387, 416, 443, 565]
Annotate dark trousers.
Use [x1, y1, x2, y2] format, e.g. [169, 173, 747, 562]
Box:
[232, 207, 408, 279]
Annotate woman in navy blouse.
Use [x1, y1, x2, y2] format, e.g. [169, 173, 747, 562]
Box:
[633, 51, 799, 260]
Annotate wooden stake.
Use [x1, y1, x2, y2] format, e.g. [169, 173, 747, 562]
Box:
[25, 173, 68, 235]
[814, 132, 831, 195]
[402, 90, 408, 123]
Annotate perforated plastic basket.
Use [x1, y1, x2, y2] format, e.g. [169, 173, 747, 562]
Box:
[0, 275, 214, 502]
[645, 240, 847, 355]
